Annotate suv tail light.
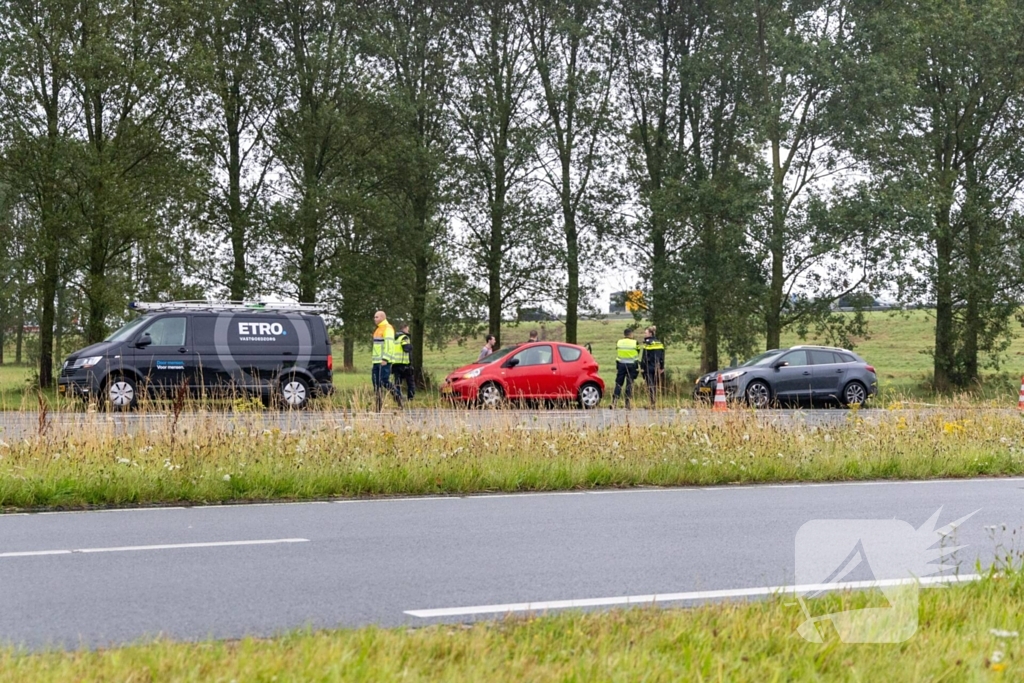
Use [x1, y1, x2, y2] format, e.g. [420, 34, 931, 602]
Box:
[327, 355, 334, 371]
[865, 364, 875, 374]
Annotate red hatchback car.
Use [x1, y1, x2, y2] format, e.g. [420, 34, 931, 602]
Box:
[441, 342, 604, 408]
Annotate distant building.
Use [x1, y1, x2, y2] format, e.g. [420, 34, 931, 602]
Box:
[610, 290, 647, 314]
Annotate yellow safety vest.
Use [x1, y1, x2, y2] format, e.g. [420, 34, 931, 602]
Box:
[393, 333, 411, 365]
[616, 338, 639, 364]
[372, 321, 396, 364]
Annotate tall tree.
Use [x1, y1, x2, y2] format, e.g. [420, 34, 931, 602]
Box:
[749, 0, 885, 350]
[521, 0, 620, 344]
[369, 0, 463, 379]
[851, 0, 1024, 389]
[618, 0, 764, 370]
[453, 0, 555, 347]
[187, 0, 277, 300]
[67, 0, 196, 342]
[0, 0, 76, 386]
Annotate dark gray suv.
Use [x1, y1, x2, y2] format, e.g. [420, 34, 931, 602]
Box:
[693, 346, 877, 408]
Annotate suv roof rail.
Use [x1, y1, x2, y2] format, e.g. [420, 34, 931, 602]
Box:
[129, 300, 328, 314]
[791, 344, 845, 351]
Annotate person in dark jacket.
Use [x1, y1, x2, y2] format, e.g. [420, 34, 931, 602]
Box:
[392, 324, 415, 401]
[640, 326, 665, 408]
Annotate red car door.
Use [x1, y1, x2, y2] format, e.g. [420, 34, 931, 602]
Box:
[503, 344, 556, 398]
[553, 344, 584, 398]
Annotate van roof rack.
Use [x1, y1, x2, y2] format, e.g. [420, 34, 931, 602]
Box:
[129, 300, 328, 314]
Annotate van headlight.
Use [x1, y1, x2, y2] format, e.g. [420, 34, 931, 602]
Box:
[720, 370, 746, 381]
[462, 368, 482, 380]
[73, 356, 104, 369]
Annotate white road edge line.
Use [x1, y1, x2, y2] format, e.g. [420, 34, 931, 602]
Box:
[404, 573, 982, 618]
[0, 538, 309, 558]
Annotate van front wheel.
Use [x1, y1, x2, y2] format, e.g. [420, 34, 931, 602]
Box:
[105, 375, 139, 412]
[279, 376, 310, 410]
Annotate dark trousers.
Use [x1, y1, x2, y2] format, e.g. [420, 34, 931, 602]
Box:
[372, 363, 402, 410]
[391, 363, 415, 400]
[613, 362, 639, 404]
[643, 366, 661, 405]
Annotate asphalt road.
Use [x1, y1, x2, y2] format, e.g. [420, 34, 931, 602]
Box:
[0, 477, 1021, 650]
[2, 407, 1016, 441]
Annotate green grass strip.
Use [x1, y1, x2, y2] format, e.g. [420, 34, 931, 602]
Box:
[1, 570, 1021, 681]
[1, 410, 1023, 509]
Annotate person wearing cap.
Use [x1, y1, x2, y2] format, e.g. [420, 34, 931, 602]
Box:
[611, 327, 640, 409]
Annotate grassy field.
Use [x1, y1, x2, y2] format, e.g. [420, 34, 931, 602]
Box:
[2, 569, 1021, 681]
[3, 310, 1024, 410]
[1, 410, 1023, 509]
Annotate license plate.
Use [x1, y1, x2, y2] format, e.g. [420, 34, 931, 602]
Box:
[58, 385, 66, 394]
[698, 387, 711, 393]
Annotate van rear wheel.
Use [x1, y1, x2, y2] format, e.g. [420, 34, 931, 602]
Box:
[279, 376, 310, 410]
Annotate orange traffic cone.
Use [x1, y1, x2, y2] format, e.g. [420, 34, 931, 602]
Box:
[713, 374, 729, 412]
[1018, 376, 1024, 411]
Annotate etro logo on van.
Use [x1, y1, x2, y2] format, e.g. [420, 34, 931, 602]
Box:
[237, 321, 287, 342]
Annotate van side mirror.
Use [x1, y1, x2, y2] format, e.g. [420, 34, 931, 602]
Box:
[135, 334, 153, 348]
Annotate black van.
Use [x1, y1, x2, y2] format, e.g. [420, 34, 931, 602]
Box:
[58, 301, 334, 410]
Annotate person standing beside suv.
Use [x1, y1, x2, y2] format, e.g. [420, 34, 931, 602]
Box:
[371, 310, 402, 411]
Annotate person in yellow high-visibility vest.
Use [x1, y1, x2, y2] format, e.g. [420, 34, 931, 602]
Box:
[371, 310, 402, 411]
[611, 327, 639, 409]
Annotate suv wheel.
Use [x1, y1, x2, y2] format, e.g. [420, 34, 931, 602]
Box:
[745, 380, 771, 409]
[106, 376, 139, 412]
[842, 380, 867, 407]
[280, 376, 310, 410]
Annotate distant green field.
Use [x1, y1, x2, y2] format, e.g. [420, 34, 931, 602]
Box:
[2, 310, 1024, 409]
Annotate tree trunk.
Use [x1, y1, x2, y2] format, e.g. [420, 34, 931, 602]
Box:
[650, 213, 667, 331]
[488, 151, 506, 347]
[702, 301, 719, 374]
[411, 250, 429, 387]
[38, 259, 58, 388]
[55, 286, 65, 365]
[933, 211, 955, 393]
[563, 207, 579, 345]
[16, 310, 24, 365]
[85, 231, 109, 344]
[227, 100, 247, 301]
[766, 139, 785, 351]
[343, 335, 355, 372]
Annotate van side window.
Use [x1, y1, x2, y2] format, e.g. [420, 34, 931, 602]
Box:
[143, 317, 187, 347]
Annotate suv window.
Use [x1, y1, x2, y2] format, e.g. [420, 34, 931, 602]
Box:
[779, 350, 808, 367]
[557, 345, 582, 363]
[513, 345, 553, 367]
[809, 350, 836, 365]
[143, 317, 187, 347]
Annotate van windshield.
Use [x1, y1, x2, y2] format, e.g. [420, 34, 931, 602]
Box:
[105, 317, 150, 342]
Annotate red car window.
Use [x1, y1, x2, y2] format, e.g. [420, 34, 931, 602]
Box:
[557, 345, 582, 362]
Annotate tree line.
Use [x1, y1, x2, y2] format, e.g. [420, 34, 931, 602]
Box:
[2, 0, 1024, 391]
